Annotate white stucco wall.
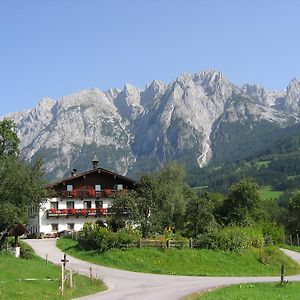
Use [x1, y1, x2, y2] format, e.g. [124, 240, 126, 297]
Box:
[28, 197, 111, 235]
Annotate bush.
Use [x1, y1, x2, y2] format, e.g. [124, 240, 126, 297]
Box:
[259, 222, 285, 245]
[77, 222, 138, 252]
[196, 226, 264, 252]
[19, 241, 35, 259]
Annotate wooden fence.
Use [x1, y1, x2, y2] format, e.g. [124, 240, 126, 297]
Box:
[120, 238, 201, 249]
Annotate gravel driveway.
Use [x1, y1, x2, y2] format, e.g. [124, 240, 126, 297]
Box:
[25, 239, 300, 300]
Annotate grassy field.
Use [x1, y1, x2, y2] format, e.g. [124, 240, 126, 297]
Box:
[57, 238, 300, 276]
[187, 282, 300, 300]
[259, 186, 283, 200]
[0, 251, 106, 300]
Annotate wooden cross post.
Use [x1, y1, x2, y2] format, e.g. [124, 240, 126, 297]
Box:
[60, 254, 69, 295]
[61, 254, 69, 269]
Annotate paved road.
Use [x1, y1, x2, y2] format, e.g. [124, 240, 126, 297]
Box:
[26, 239, 300, 300]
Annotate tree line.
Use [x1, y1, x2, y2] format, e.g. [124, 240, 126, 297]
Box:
[0, 119, 45, 248]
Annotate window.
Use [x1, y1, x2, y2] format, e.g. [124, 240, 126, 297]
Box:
[95, 200, 103, 209]
[50, 202, 58, 209]
[51, 224, 58, 232]
[66, 201, 74, 209]
[95, 185, 101, 191]
[117, 184, 123, 190]
[83, 201, 91, 209]
[67, 223, 74, 230]
[67, 185, 73, 191]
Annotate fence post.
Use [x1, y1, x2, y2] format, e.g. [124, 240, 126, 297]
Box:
[166, 240, 170, 249]
[61, 263, 64, 295]
[69, 269, 73, 288]
[189, 238, 193, 249]
[138, 239, 142, 248]
[280, 264, 285, 284]
[89, 267, 93, 283]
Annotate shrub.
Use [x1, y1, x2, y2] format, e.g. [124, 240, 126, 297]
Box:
[259, 222, 285, 245]
[19, 241, 35, 259]
[77, 222, 138, 252]
[196, 226, 264, 252]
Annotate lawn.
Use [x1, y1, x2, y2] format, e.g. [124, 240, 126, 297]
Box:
[187, 282, 300, 300]
[259, 186, 283, 200]
[57, 238, 300, 276]
[0, 251, 106, 300]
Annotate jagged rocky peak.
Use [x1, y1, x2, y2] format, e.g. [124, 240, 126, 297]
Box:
[141, 80, 166, 107]
[283, 78, 300, 113]
[57, 88, 113, 109]
[241, 84, 267, 105]
[287, 77, 300, 92]
[114, 83, 142, 120]
[193, 69, 237, 99]
[105, 88, 121, 102]
[123, 83, 140, 96]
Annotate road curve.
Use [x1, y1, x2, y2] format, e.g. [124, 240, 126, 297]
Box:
[25, 239, 300, 300]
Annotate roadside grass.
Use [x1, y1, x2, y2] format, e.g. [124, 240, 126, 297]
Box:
[259, 186, 283, 200]
[186, 282, 300, 300]
[0, 250, 106, 300]
[57, 238, 300, 276]
[282, 245, 300, 253]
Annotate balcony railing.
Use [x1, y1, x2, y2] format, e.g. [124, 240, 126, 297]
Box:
[59, 189, 126, 199]
[47, 207, 110, 218]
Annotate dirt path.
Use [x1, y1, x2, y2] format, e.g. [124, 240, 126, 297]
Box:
[26, 239, 300, 300]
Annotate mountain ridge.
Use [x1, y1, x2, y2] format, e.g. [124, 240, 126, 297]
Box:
[2, 69, 300, 183]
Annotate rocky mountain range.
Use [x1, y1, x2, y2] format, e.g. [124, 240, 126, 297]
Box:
[2, 70, 300, 183]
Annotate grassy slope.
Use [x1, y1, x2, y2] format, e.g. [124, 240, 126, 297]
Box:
[57, 238, 300, 276]
[258, 186, 283, 200]
[189, 282, 300, 300]
[0, 251, 106, 300]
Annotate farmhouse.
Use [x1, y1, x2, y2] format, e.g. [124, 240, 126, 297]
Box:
[27, 157, 136, 235]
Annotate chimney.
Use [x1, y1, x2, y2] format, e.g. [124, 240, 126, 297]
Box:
[71, 168, 77, 176]
[92, 155, 99, 169]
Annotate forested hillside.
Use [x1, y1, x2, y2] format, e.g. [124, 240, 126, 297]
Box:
[189, 124, 300, 192]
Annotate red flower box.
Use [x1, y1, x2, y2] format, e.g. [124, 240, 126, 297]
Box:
[103, 189, 113, 196]
[69, 208, 76, 215]
[50, 208, 57, 214]
[98, 207, 107, 215]
[70, 190, 77, 198]
[61, 209, 67, 214]
[88, 189, 96, 197]
[80, 209, 87, 216]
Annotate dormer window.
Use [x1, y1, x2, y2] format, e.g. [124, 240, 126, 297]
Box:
[67, 185, 73, 191]
[117, 184, 123, 190]
[95, 185, 101, 191]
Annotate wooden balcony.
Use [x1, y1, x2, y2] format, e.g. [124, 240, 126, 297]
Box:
[58, 189, 124, 199]
[46, 208, 110, 219]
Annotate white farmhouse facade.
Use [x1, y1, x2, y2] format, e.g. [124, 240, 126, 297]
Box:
[27, 158, 135, 235]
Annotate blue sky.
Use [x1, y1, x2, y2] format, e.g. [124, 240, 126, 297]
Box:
[1, 0, 300, 116]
